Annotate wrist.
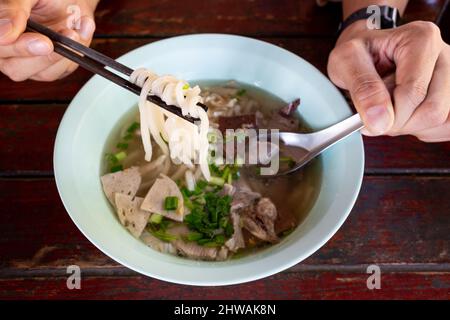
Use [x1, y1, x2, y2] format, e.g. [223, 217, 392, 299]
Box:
[337, 20, 368, 44]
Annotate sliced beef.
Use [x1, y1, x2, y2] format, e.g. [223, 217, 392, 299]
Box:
[217, 247, 229, 261]
[225, 211, 245, 252]
[230, 188, 279, 243]
[172, 240, 219, 261]
[218, 114, 257, 133]
[140, 231, 177, 254]
[241, 197, 278, 243]
[258, 99, 301, 132]
[279, 98, 300, 117]
[266, 112, 300, 132]
[231, 187, 261, 211]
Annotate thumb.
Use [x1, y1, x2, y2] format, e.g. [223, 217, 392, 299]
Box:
[328, 41, 395, 135]
[0, 0, 33, 45]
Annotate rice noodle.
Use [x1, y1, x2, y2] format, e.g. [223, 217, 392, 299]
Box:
[185, 170, 196, 191]
[139, 154, 167, 177]
[130, 68, 211, 181]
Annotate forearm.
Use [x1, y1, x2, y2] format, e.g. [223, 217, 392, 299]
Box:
[342, 0, 408, 19]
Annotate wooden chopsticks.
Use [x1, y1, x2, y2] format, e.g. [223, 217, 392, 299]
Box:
[26, 19, 207, 123]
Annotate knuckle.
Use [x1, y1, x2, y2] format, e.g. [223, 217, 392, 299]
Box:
[1, 61, 26, 82]
[399, 80, 429, 107]
[337, 40, 365, 58]
[411, 21, 441, 40]
[330, 40, 364, 64]
[421, 102, 449, 126]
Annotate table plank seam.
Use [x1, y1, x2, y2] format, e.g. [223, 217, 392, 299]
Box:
[1, 263, 449, 279]
[3, 171, 450, 179]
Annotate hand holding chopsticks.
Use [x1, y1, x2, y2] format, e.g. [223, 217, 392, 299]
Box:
[26, 19, 206, 123]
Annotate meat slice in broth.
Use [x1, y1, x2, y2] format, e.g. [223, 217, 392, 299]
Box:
[231, 187, 260, 211]
[101, 166, 141, 206]
[115, 194, 150, 238]
[172, 240, 228, 261]
[231, 188, 279, 243]
[141, 231, 177, 254]
[225, 211, 245, 252]
[140, 174, 185, 222]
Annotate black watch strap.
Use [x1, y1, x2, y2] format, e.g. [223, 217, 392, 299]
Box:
[338, 5, 401, 36]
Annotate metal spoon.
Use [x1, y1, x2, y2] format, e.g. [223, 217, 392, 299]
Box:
[262, 113, 364, 175]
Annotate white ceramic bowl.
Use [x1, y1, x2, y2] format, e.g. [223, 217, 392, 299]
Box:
[54, 34, 364, 286]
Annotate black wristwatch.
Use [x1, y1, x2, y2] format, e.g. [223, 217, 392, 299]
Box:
[338, 5, 401, 36]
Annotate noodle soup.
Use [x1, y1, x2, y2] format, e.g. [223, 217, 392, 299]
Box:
[101, 81, 322, 261]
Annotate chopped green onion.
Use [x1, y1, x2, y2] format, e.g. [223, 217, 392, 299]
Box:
[236, 88, 247, 97]
[207, 132, 218, 143]
[203, 242, 220, 247]
[214, 234, 225, 245]
[110, 164, 123, 173]
[116, 142, 129, 150]
[106, 153, 119, 165]
[221, 167, 230, 180]
[209, 177, 225, 187]
[149, 213, 163, 224]
[126, 122, 140, 133]
[123, 133, 134, 141]
[187, 232, 203, 241]
[148, 228, 177, 242]
[114, 151, 127, 162]
[280, 156, 296, 168]
[227, 173, 233, 185]
[193, 197, 206, 205]
[197, 238, 213, 245]
[164, 196, 179, 211]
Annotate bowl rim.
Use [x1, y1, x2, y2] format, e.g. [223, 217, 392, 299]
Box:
[54, 33, 365, 286]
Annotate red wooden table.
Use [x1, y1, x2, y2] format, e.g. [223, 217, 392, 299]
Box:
[0, 0, 449, 300]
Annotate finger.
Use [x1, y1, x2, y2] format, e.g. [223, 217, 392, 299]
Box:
[0, 28, 79, 82]
[390, 22, 443, 133]
[31, 21, 95, 82]
[0, 32, 53, 58]
[328, 40, 394, 135]
[31, 29, 82, 81]
[77, 15, 96, 43]
[402, 49, 450, 133]
[31, 59, 79, 82]
[0, 0, 32, 45]
[0, 53, 63, 82]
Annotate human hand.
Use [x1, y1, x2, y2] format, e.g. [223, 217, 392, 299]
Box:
[328, 20, 450, 142]
[0, 0, 98, 82]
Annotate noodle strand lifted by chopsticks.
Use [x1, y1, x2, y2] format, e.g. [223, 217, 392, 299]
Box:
[130, 68, 211, 181]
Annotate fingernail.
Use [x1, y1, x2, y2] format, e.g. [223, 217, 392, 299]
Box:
[365, 105, 392, 135]
[80, 17, 95, 40]
[27, 40, 52, 55]
[0, 19, 13, 37]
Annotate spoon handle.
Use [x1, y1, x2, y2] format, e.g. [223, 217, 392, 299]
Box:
[308, 113, 364, 154]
